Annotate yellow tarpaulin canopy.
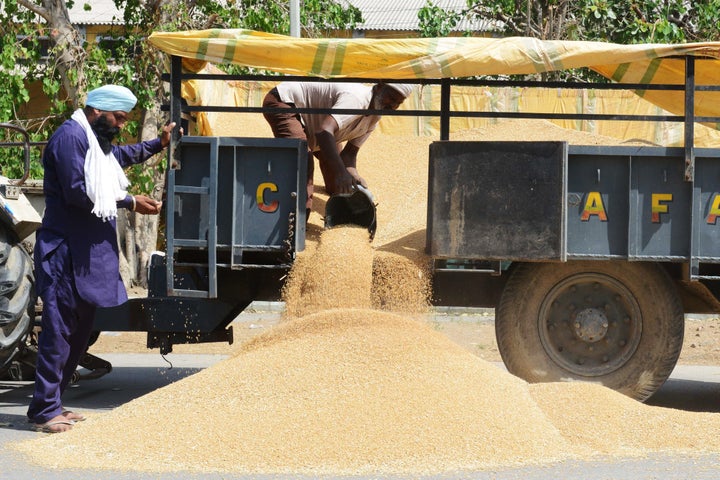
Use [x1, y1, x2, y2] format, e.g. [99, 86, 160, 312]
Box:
[148, 28, 720, 79]
[148, 29, 720, 129]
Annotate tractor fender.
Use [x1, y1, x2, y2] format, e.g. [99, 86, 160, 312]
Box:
[0, 176, 42, 243]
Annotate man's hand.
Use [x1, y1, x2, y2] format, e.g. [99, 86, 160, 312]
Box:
[133, 195, 162, 215]
[345, 167, 368, 190]
[329, 170, 357, 195]
[160, 121, 183, 148]
[329, 167, 368, 195]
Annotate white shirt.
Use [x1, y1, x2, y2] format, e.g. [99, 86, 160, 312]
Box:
[276, 82, 379, 152]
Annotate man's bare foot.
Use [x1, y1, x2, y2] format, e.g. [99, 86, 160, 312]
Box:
[34, 415, 74, 433]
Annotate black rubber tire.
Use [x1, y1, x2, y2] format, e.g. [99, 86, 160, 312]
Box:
[496, 261, 684, 402]
[0, 226, 36, 378]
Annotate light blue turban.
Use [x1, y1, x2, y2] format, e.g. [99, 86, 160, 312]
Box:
[85, 85, 137, 113]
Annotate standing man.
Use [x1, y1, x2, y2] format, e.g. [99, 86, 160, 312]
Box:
[262, 81, 414, 214]
[28, 85, 178, 433]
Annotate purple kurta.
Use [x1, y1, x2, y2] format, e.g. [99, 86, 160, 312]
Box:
[28, 117, 163, 424]
[34, 118, 163, 306]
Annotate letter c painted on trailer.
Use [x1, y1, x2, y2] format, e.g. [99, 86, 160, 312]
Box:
[257, 182, 279, 213]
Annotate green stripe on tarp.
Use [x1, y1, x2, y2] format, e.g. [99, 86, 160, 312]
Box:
[224, 39, 237, 64]
[611, 63, 630, 82]
[439, 38, 458, 77]
[329, 41, 347, 76]
[518, 37, 546, 73]
[634, 58, 662, 98]
[197, 29, 222, 59]
[312, 41, 330, 75]
[544, 41, 565, 72]
[639, 57, 662, 84]
[415, 37, 440, 76]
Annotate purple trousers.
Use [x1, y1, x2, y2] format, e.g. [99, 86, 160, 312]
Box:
[27, 241, 95, 424]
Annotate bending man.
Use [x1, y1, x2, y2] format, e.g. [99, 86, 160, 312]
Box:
[262, 81, 413, 214]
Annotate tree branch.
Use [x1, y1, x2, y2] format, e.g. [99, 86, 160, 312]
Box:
[16, 0, 51, 22]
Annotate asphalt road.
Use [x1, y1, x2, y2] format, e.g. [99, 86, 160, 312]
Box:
[2, 312, 720, 479]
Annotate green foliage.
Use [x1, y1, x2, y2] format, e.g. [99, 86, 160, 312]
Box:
[195, 0, 362, 36]
[694, 2, 720, 41]
[0, 130, 44, 180]
[461, 0, 720, 44]
[580, 0, 686, 44]
[127, 162, 160, 196]
[0, 1, 53, 178]
[418, 1, 462, 38]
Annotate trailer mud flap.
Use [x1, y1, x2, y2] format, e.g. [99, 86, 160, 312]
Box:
[426, 141, 567, 261]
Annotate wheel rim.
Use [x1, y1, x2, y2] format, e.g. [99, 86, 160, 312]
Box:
[538, 272, 642, 377]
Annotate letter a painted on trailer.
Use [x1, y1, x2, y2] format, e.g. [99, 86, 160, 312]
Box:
[707, 194, 720, 224]
[580, 192, 608, 221]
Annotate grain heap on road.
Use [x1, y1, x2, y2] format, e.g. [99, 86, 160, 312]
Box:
[15, 224, 720, 476]
[530, 382, 720, 456]
[15, 118, 720, 475]
[14, 309, 576, 475]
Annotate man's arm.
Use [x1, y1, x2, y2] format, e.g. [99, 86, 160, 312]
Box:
[339, 143, 368, 190]
[112, 122, 178, 168]
[114, 122, 176, 213]
[315, 116, 357, 195]
[112, 138, 163, 167]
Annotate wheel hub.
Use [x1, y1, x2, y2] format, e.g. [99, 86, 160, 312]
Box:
[538, 273, 642, 377]
[573, 308, 609, 343]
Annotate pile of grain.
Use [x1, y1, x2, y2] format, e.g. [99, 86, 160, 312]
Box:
[451, 118, 637, 145]
[16, 220, 720, 475]
[17, 118, 720, 475]
[15, 307, 720, 475]
[15, 309, 577, 475]
[529, 382, 720, 456]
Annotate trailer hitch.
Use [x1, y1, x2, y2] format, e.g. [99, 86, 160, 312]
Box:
[6, 342, 111, 383]
[72, 351, 113, 383]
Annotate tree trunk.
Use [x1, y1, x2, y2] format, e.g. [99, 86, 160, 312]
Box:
[120, 102, 167, 288]
[18, 0, 87, 103]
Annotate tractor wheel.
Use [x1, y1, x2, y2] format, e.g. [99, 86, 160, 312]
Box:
[0, 226, 36, 378]
[495, 261, 684, 402]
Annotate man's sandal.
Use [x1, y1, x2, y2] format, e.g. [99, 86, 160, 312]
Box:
[62, 410, 86, 422]
[34, 419, 74, 433]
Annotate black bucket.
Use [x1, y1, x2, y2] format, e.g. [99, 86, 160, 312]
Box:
[324, 185, 377, 240]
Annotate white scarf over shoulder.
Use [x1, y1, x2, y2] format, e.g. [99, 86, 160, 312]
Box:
[72, 109, 129, 221]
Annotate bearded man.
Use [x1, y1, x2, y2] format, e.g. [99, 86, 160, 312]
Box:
[262, 82, 414, 215]
[28, 85, 177, 433]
